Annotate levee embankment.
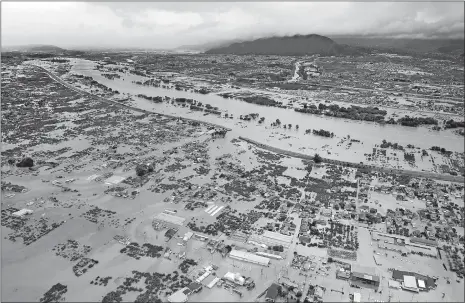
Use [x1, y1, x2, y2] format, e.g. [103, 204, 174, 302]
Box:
[33, 65, 231, 132]
[238, 136, 464, 183]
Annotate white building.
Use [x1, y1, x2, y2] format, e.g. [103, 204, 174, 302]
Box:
[229, 250, 270, 266]
[183, 232, 194, 242]
[12, 209, 33, 218]
[167, 288, 190, 303]
[207, 277, 220, 289]
[223, 272, 245, 286]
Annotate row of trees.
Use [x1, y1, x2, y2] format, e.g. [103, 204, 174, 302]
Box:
[296, 104, 440, 127]
[270, 119, 299, 129]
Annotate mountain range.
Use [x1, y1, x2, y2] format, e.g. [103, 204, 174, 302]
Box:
[204, 34, 364, 56]
[203, 34, 464, 57]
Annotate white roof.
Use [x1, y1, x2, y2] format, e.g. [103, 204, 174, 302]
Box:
[403, 276, 417, 289]
[417, 279, 426, 288]
[153, 212, 186, 226]
[104, 175, 126, 185]
[223, 272, 245, 285]
[353, 292, 361, 302]
[388, 280, 401, 288]
[183, 232, 193, 240]
[229, 250, 270, 266]
[167, 288, 188, 303]
[12, 209, 33, 216]
[196, 271, 210, 283]
[262, 231, 293, 244]
[207, 277, 220, 288]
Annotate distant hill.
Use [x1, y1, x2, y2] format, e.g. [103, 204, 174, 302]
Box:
[205, 34, 365, 56]
[2, 44, 66, 53]
[331, 37, 465, 55]
[177, 38, 245, 52]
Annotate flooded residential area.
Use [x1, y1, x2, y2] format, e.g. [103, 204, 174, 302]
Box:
[1, 2, 464, 303]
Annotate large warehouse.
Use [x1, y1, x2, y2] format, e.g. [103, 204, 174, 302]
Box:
[249, 231, 293, 248]
[229, 250, 270, 266]
[152, 212, 186, 227]
[350, 265, 381, 289]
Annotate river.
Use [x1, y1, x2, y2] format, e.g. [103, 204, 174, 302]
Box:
[66, 59, 463, 172]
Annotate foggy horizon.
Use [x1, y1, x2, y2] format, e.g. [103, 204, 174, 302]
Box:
[2, 1, 464, 50]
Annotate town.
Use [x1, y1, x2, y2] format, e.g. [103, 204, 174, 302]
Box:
[1, 2, 464, 303]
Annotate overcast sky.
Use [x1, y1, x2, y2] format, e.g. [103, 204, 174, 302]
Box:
[2, 1, 464, 49]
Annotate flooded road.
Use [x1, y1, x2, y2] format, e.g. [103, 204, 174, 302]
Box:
[66, 59, 464, 170]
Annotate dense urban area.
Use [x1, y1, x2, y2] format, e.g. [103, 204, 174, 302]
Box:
[1, 43, 464, 303]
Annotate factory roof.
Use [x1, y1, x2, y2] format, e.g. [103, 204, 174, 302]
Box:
[229, 250, 270, 266]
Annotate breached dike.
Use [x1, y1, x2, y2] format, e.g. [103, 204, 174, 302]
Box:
[238, 136, 464, 183]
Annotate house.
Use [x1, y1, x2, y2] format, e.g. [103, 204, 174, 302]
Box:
[321, 208, 332, 217]
[165, 228, 178, 241]
[336, 269, 350, 280]
[265, 283, 281, 302]
[187, 281, 202, 293]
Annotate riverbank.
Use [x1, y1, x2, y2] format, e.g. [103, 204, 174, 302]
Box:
[31, 65, 232, 132]
[238, 136, 464, 183]
[31, 66, 463, 178]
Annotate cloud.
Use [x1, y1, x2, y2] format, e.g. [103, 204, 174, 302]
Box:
[2, 1, 463, 49]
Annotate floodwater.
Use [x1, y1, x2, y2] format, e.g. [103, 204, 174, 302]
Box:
[68, 59, 464, 168]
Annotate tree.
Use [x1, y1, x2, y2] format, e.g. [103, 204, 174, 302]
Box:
[276, 119, 281, 125]
[296, 125, 299, 130]
[135, 164, 148, 177]
[16, 157, 34, 168]
[314, 153, 323, 164]
[288, 124, 292, 129]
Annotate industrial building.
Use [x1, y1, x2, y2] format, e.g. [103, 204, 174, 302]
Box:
[391, 269, 436, 291]
[249, 230, 293, 248]
[206, 277, 220, 289]
[12, 209, 33, 218]
[196, 271, 211, 283]
[402, 275, 419, 292]
[223, 272, 245, 285]
[187, 282, 202, 293]
[153, 212, 186, 228]
[350, 265, 380, 289]
[255, 251, 283, 260]
[167, 287, 190, 303]
[104, 175, 126, 186]
[229, 250, 270, 266]
[265, 283, 281, 302]
[183, 232, 193, 243]
[164, 228, 178, 241]
[409, 237, 438, 247]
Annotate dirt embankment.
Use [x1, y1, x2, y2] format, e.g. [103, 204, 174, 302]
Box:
[32, 65, 232, 132]
[238, 136, 465, 183]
